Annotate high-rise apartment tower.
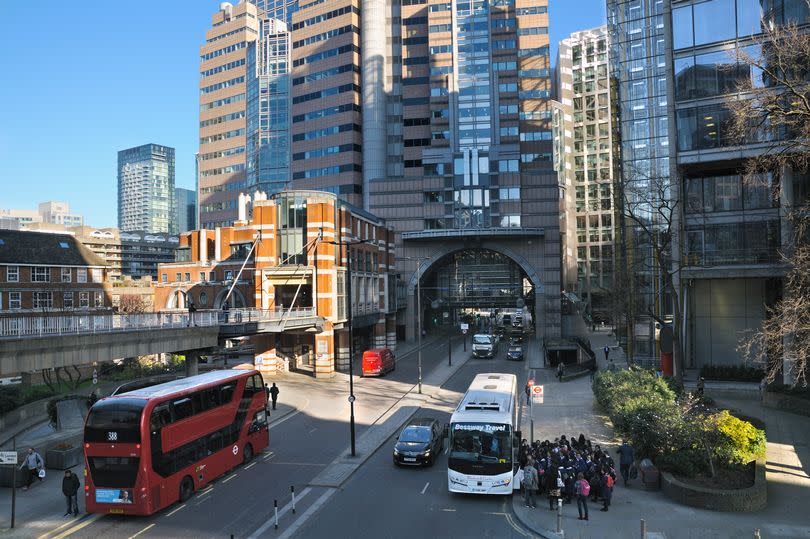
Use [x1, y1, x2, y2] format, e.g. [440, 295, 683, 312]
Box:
[118, 144, 175, 234]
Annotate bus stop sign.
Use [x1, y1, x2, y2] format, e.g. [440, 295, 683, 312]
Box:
[532, 385, 544, 404]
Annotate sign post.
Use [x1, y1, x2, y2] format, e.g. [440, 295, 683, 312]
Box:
[0, 440, 18, 528]
[532, 384, 544, 404]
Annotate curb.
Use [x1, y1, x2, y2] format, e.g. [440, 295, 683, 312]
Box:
[510, 498, 562, 539]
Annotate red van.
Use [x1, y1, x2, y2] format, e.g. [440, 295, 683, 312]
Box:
[362, 348, 396, 377]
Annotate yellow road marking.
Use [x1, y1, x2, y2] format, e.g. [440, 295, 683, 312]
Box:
[48, 513, 103, 539]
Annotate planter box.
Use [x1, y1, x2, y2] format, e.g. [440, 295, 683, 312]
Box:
[661, 457, 766, 512]
[46, 446, 83, 470]
[0, 460, 27, 488]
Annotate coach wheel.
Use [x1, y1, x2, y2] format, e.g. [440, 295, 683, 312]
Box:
[243, 443, 254, 464]
[179, 476, 194, 502]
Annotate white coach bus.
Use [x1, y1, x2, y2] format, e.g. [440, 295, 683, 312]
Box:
[447, 373, 519, 495]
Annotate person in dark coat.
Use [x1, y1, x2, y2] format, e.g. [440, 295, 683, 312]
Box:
[546, 466, 561, 510]
[617, 440, 635, 487]
[600, 469, 614, 511]
[269, 382, 280, 410]
[62, 470, 80, 516]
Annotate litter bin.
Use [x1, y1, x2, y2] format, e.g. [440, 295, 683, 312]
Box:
[639, 458, 660, 490]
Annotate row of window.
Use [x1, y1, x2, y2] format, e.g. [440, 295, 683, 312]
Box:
[199, 163, 246, 177]
[200, 93, 245, 112]
[161, 269, 235, 284]
[292, 25, 358, 49]
[292, 163, 362, 180]
[291, 5, 359, 31]
[293, 44, 359, 68]
[200, 75, 244, 96]
[0, 290, 104, 310]
[292, 143, 361, 161]
[292, 103, 361, 123]
[200, 41, 246, 62]
[199, 128, 245, 145]
[2, 266, 102, 284]
[292, 123, 360, 141]
[292, 83, 359, 105]
[199, 146, 245, 161]
[199, 110, 245, 128]
[292, 63, 357, 86]
[200, 58, 245, 78]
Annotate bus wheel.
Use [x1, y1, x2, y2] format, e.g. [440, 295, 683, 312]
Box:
[243, 443, 254, 464]
[179, 476, 194, 502]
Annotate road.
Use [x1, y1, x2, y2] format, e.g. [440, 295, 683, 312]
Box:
[39, 333, 537, 539]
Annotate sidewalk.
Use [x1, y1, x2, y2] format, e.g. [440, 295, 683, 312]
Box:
[512, 328, 810, 539]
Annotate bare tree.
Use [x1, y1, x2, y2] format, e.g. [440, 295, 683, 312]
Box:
[615, 159, 685, 381]
[728, 12, 810, 387]
[118, 294, 148, 315]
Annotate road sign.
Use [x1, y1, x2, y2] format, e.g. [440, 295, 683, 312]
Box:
[92, 368, 98, 385]
[0, 451, 18, 465]
[460, 323, 469, 331]
[462, 329, 468, 335]
[532, 384, 544, 404]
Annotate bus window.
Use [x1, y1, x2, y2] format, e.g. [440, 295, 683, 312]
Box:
[172, 397, 193, 421]
[220, 383, 235, 404]
[203, 388, 220, 410]
[244, 375, 260, 396]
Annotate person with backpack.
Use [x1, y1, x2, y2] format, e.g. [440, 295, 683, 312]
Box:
[575, 471, 590, 520]
[600, 469, 614, 511]
[522, 458, 539, 509]
[19, 447, 44, 490]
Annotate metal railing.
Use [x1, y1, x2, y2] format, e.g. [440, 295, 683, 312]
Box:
[0, 307, 318, 339]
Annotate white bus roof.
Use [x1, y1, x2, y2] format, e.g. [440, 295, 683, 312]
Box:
[451, 373, 516, 425]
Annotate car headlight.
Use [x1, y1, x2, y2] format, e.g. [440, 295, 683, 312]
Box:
[394, 448, 400, 455]
[424, 450, 431, 456]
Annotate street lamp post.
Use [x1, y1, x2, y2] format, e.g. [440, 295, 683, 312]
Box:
[416, 258, 423, 394]
[323, 237, 369, 457]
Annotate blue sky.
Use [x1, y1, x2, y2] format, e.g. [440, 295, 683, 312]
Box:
[0, 0, 606, 228]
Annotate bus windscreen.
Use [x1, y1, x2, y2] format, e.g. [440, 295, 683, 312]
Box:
[85, 398, 146, 443]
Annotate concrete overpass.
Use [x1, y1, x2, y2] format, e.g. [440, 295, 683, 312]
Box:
[0, 308, 323, 377]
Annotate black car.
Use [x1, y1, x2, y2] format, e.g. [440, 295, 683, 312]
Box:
[506, 344, 524, 361]
[510, 336, 524, 345]
[393, 418, 444, 466]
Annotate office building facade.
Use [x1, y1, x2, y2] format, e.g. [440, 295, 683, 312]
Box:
[0, 201, 84, 230]
[198, 1, 260, 229]
[174, 188, 198, 233]
[118, 144, 176, 234]
[556, 27, 615, 313]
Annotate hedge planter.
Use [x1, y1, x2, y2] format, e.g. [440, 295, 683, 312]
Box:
[661, 457, 766, 512]
[762, 391, 810, 418]
[0, 459, 27, 488]
[46, 445, 83, 470]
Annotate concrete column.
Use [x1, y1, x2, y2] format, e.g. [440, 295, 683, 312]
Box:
[314, 332, 335, 379]
[335, 329, 350, 372]
[252, 334, 280, 378]
[199, 231, 208, 264]
[374, 319, 387, 349]
[185, 351, 199, 377]
[405, 292, 416, 342]
[386, 315, 397, 351]
[361, 0, 387, 211]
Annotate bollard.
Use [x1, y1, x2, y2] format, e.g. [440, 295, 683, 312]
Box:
[641, 518, 646, 538]
[754, 529, 761, 539]
[274, 499, 279, 530]
[448, 337, 452, 366]
[556, 497, 563, 534]
[291, 485, 296, 515]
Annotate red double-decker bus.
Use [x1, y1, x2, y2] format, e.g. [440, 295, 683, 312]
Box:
[83, 369, 269, 515]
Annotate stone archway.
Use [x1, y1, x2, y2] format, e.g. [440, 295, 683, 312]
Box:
[165, 288, 187, 310]
[404, 243, 547, 340]
[213, 288, 247, 309]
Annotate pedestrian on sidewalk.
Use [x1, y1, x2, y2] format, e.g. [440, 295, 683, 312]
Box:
[617, 440, 635, 487]
[697, 377, 705, 397]
[575, 471, 590, 520]
[19, 447, 44, 490]
[62, 470, 80, 516]
[187, 301, 197, 327]
[525, 381, 531, 405]
[269, 382, 279, 410]
[590, 360, 598, 383]
[546, 466, 562, 510]
[603, 346, 610, 363]
[522, 458, 539, 508]
[599, 469, 614, 511]
[556, 362, 564, 382]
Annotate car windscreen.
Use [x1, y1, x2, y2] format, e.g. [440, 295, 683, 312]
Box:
[508, 346, 522, 353]
[85, 398, 146, 443]
[472, 335, 492, 345]
[399, 426, 431, 443]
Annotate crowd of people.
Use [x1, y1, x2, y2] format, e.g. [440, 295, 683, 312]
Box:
[518, 435, 635, 520]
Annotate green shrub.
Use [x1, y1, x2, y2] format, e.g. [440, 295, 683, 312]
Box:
[656, 449, 707, 477]
[20, 385, 57, 405]
[700, 365, 764, 382]
[712, 410, 766, 465]
[0, 387, 20, 414]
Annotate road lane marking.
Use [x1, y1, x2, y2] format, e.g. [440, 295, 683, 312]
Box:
[245, 461, 257, 469]
[262, 452, 275, 461]
[275, 488, 335, 539]
[269, 409, 302, 429]
[127, 523, 155, 539]
[164, 503, 186, 517]
[36, 514, 85, 538]
[421, 482, 430, 494]
[197, 486, 214, 497]
[308, 427, 317, 434]
[246, 487, 313, 539]
[221, 473, 237, 483]
[441, 508, 456, 512]
[444, 445, 449, 455]
[48, 513, 103, 539]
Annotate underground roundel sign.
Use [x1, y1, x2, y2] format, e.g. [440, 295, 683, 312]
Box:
[232, 445, 239, 456]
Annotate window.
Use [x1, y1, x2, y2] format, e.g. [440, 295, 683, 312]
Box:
[80, 292, 89, 308]
[9, 292, 21, 310]
[209, 271, 216, 282]
[225, 270, 234, 281]
[63, 292, 73, 309]
[184, 272, 191, 282]
[499, 187, 520, 199]
[91, 268, 103, 283]
[61, 267, 71, 283]
[199, 292, 208, 306]
[161, 273, 168, 284]
[33, 291, 53, 309]
[95, 292, 104, 308]
[32, 267, 49, 283]
[500, 215, 521, 227]
[175, 272, 181, 282]
[7, 266, 18, 283]
[498, 160, 519, 172]
[77, 269, 87, 283]
[199, 272, 206, 282]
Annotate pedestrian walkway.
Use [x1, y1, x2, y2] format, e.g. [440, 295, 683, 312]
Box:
[512, 327, 810, 539]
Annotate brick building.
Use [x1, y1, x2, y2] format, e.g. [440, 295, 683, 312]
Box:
[0, 230, 109, 315]
[155, 190, 397, 378]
